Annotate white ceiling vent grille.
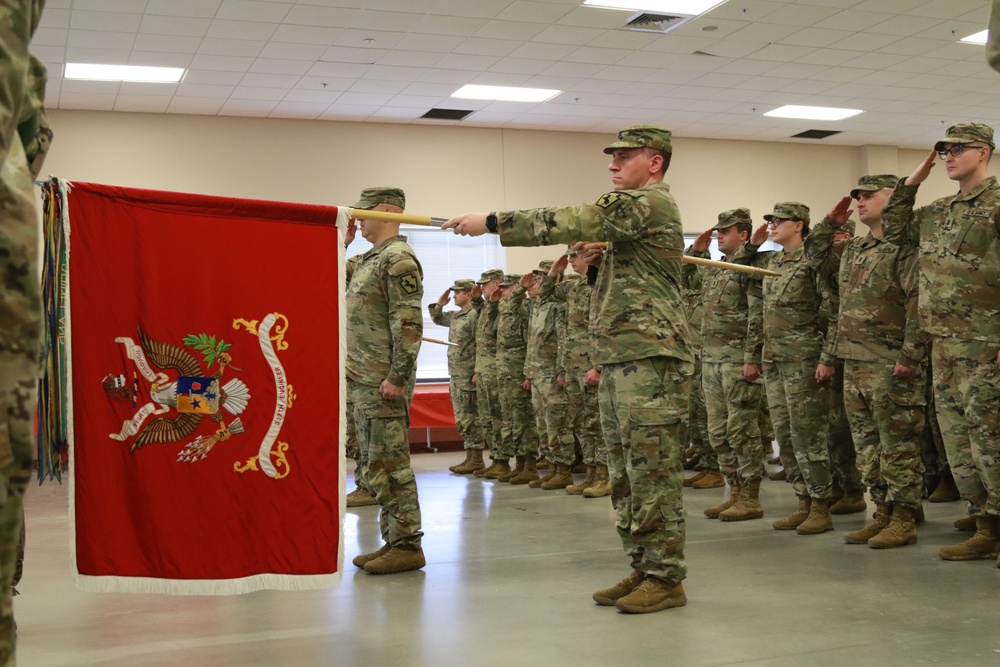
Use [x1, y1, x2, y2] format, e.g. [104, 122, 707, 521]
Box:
[625, 12, 695, 34]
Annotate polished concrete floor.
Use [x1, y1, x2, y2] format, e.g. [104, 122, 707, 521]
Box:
[16, 452, 999, 667]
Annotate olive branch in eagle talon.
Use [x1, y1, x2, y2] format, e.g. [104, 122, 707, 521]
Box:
[182, 333, 235, 369]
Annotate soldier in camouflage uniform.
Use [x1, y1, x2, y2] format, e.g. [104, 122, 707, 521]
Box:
[807, 175, 928, 548]
[346, 187, 426, 575]
[445, 125, 693, 615]
[469, 269, 504, 477]
[880, 123, 1000, 563]
[429, 279, 485, 473]
[0, 2, 51, 660]
[688, 208, 766, 521]
[542, 251, 609, 497]
[526, 259, 576, 490]
[745, 203, 836, 535]
[494, 274, 539, 484]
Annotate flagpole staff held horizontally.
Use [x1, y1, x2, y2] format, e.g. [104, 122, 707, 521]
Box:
[422, 336, 458, 347]
[346, 208, 779, 277]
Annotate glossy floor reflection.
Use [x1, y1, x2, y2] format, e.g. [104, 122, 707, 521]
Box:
[17, 452, 997, 667]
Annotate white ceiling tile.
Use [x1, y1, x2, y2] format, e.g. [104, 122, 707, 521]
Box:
[219, 98, 280, 115]
[240, 72, 302, 88]
[641, 69, 707, 85]
[319, 105, 380, 120]
[778, 27, 855, 49]
[189, 54, 255, 72]
[271, 24, 342, 45]
[726, 22, 802, 43]
[732, 75, 798, 92]
[775, 78, 840, 95]
[764, 62, 830, 80]
[348, 78, 410, 95]
[866, 14, 943, 37]
[350, 10, 426, 32]
[824, 32, 901, 52]
[217, 1, 291, 23]
[707, 87, 762, 103]
[564, 46, 632, 65]
[382, 94, 448, 108]
[716, 58, 783, 76]
[812, 9, 896, 31]
[198, 38, 267, 58]
[668, 16, 753, 40]
[838, 52, 911, 70]
[72, 0, 146, 12]
[746, 44, 817, 63]
[810, 66, 876, 83]
[429, 0, 509, 19]
[532, 24, 606, 46]
[566, 78, 629, 94]
[793, 48, 866, 66]
[640, 34, 716, 55]
[664, 54, 730, 72]
[130, 51, 193, 68]
[474, 20, 547, 41]
[133, 33, 201, 53]
[508, 41, 577, 61]
[178, 83, 236, 98]
[495, 1, 574, 24]
[876, 37, 952, 56]
[402, 81, 462, 97]
[249, 59, 314, 75]
[231, 85, 287, 101]
[591, 65, 659, 82]
[67, 29, 136, 50]
[139, 15, 212, 37]
[762, 4, 841, 27]
[39, 8, 70, 29]
[147, 0, 223, 19]
[64, 47, 131, 64]
[883, 56, 950, 74]
[418, 69, 477, 84]
[263, 42, 331, 60]
[909, 0, 987, 20]
[206, 20, 278, 41]
[182, 70, 245, 85]
[268, 102, 328, 119]
[435, 53, 502, 71]
[378, 50, 443, 68]
[114, 95, 174, 113]
[282, 5, 358, 28]
[913, 20, 989, 42]
[62, 78, 121, 94]
[453, 37, 522, 57]
[306, 61, 371, 77]
[395, 33, 465, 52]
[411, 15, 489, 37]
[367, 107, 425, 121]
[32, 45, 66, 62]
[488, 57, 553, 75]
[285, 86, 348, 102]
[58, 92, 117, 110]
[70, 10, 143, 32]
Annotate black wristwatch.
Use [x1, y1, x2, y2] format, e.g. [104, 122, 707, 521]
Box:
[486, 212, 498, 234]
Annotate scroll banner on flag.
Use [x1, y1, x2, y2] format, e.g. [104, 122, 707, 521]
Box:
[59, 181, 347, 594]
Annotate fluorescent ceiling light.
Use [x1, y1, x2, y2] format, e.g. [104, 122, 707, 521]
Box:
[65, 63, 184, 83]
[960, 29, 988, 44]
[582, 0, 727, 14]
[451, 84, 560, 103]
[764, 105, 863, 121]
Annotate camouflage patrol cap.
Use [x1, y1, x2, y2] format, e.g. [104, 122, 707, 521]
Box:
[764, 202, 810, 224]
[850, 174, 898, 199]
[532, 259, 554, 275]
[603, 125, 672, 155]
[711, 207, 752, 231]
[934, 122, 995, 151]
[500, 273, 522, 287]
[450, 279, 476, 291]
[477, 269, 504, 284]
[352, 186, 406, 210]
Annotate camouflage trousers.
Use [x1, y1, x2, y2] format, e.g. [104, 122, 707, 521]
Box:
[564, 373, 605, 465]
[931, 336, 1000, 516]
[827, 365, 863, 494]
[497, 375, 534, 459]
[920, 363, 949, 478]
[0, 353, 35, 667]
[702, 361, 764, 485]
[474, 373, 501, 455]
[449, 381, 484, 451]
[345, 398, 366, 490]
[529, 374, 575, 466]
[685, 357, 716, 473]
[843, 360, 925, 507]
[348, 378, 423, 548]
[759, 404, 775, 459]
[763, 360, 832, 499]
[600, 356, 691, 585]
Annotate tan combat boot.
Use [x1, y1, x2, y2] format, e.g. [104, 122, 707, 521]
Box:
[566, 465, 597, 495]
[541, 463, 574, 490]
[844, 502, 891, 545]
[535, 456, 550, 471]
[829, 489, 867, 515]
[583, 465, 611, 498]
[869, 505, 917, 549]
[720, 480, 764, 521]
[691, 470, 725, 489]
[767, 468, 786, 481]
[704, 477, 739, 518]
[448, 450, 472, 473]
[929, 469, 960, 502]
[797, 497, 834, 535]
[453, 448, 485, 474]
[484, 458, 511, 480]
[498, 456, 524, 482]
[615, 579, 687, 614]
[683, 470, 707, 487]
[530, 462, 558, 488]
[939, 516, 1000, 561]
[510, 455, 539, 485]
[346, 487, 377, 508]
[955, 515, 976, 532]
[773, 496, 811, 530]
[474, 459, 497, 478]
[593, 569, 644, 606]
[364, 545, 426, 574]
[352, 543, 390, 569]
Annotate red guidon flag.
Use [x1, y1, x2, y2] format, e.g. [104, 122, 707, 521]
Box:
[63, 181, 345, 594]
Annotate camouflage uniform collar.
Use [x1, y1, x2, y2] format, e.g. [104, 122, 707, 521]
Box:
[777, 244, 806, 261]
[369, 234, 408, 253]
[953, 175, 998, 201]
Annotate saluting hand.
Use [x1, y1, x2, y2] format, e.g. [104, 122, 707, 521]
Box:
[443, 213, 489, 236]
[691, 229, 713, 253]
[751, 223, 769, 246]
[827, 196, 853, 225]
[551, 254, 569, 276]
[345, 219, 358, 248]
[575, 242, 605, 266]
[438, 288, 451, 306]
[905, 149, 936, 186]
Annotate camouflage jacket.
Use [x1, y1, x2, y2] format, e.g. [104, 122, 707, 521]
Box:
[806, 218, 927, 366]
[345, 254, 362, 287]
[681, 252, 704, 357]
[881, 177, 1000, 343]
[539, 274, 595, 376]
[345, 235, 423, 387]
[524, 288, 564, 379]
[429, 303, 478, 390]
[499, 181, 692, 365]
[689, 246, 764, 366]
[745, 244, 835, 365]
[495, 286, 529, 380]
[473, 298, 499, 377]
[0, 0, 51, 357]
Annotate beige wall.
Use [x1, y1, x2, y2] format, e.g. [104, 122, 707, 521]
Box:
[43, 110, 961, 274]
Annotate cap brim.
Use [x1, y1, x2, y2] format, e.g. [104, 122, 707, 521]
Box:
[763, 214, 779, 222]
[603, 140, 641, 154]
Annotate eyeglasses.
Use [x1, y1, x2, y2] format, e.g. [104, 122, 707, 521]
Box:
[937, 144, 987, 160]
[767, 219, 797, 228]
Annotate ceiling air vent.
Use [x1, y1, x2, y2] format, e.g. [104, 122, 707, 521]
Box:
[625, 12, 695, 34]
[790, 129, 842, 139]
[421, 108, 474, 120]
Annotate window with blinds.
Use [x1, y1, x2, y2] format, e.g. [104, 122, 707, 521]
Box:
[346, 225, 504, 382]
